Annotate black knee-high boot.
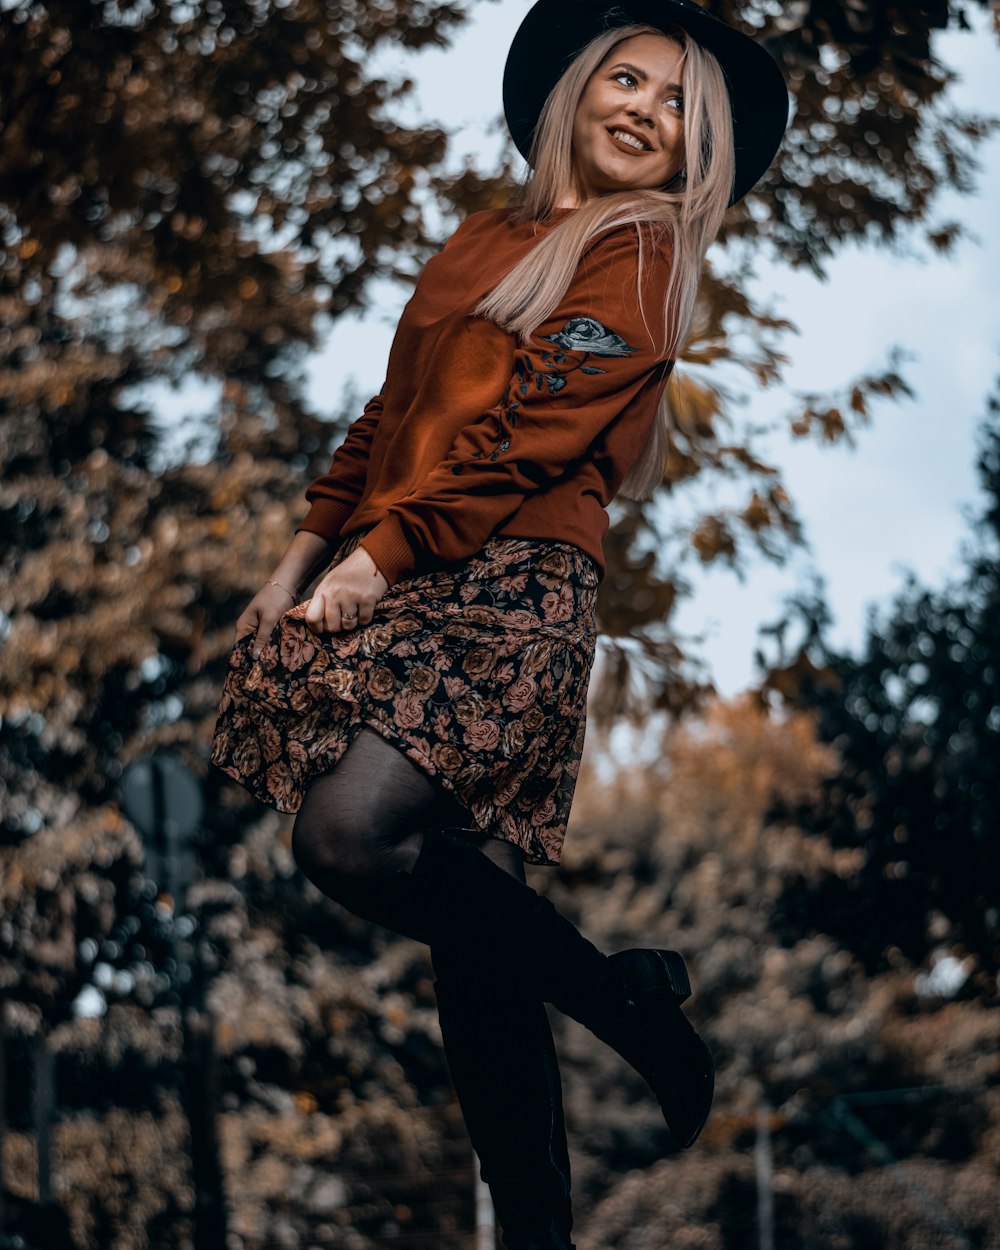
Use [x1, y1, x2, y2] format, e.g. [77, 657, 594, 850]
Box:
[402, 827, 715, 1154]
[299, 842, 578, 1246]
[297, 820, 712, 1152]
[432, 945, 575, 1250]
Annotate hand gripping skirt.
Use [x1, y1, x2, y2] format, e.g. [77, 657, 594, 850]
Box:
[209, 526, 600, 866]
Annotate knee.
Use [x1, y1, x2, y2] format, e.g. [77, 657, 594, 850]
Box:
[290, 803, 384, 885]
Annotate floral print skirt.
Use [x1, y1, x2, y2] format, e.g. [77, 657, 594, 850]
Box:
[209, 526, 600, 866]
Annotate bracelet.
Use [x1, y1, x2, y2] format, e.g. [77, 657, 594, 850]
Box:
[267, 578, 298, 601]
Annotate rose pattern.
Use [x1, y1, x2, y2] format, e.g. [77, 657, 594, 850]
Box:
[461, 646, 496, 680]
[367, 666, 396, 699]
[542, 316, 637, 357]
[542, 583, 575, 623]
[279, 627, 316, 671]
[535, 550, 573, 586]
[393, 688, 426, 730]
[210, 526, 599, 866]
[408, 664, 440, 695]
[464, 719, 501, 752]
[502, 675, 538, 712]
[452, 691, 488, 726]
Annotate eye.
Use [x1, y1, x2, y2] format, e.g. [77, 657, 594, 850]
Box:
[611, 70, 638, 88]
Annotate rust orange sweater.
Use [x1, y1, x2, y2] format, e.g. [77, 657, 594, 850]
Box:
[297, 207, 675, 587]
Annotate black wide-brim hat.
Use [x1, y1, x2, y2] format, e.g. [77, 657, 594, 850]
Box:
[502, 0, 789, 206]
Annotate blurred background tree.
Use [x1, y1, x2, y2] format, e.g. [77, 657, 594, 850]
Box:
[1, 0, 998, 1247]
[551, 677, 998, 1250]
[753, 381, 1000, 991]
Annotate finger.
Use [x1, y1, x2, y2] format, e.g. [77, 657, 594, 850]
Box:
[339, 603, 360, 631]
[252, 616, 277, 658]
[357, 602, 374, 627]
[304, 593, 325, 634]
[235, 602, 260, 640]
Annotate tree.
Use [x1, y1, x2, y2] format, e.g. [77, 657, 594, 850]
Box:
[544, 693, 999, 1250]
[0, 3, 491, 1243]
[753, 382, 1000, 991]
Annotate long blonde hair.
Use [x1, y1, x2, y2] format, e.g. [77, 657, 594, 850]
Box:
[477, 22, 735, 500]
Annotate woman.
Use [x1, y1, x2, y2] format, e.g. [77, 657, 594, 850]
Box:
[211, 1, 787, 1245]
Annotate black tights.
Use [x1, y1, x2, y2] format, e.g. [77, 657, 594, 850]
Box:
[291, 725, 526, 901]
[290, 728, 573, 1239]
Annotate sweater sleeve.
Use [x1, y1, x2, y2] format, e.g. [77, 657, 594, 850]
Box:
[358, 225, 672, 587]
[296, 390, 384, 543]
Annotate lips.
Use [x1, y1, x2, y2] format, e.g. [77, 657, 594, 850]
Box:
[608, 126, 654, 153]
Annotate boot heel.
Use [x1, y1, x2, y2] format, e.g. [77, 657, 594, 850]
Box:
[607, 948, 692, 1004]
[654, 949, 692, 1003]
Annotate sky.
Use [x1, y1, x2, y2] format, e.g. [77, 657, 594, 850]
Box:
[307, 2, 1000, 700]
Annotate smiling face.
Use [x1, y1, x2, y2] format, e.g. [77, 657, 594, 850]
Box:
[568, 33, 686, 205]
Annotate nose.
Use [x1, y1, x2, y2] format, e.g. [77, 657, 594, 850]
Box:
[626, 100, 655, 129]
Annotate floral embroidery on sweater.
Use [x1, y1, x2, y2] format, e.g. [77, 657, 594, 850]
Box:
[449, 317, 637, 474]
[543, 316, 637, 357]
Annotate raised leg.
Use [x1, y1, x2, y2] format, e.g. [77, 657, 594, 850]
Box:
[290, 725, 713, 1156]
[291, 728, 576, 1247]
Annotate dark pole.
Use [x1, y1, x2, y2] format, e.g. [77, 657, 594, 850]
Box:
[33, 1038, 54, 1208]
[755, 1100, 774, 1250]
[0, 997, 5, 1245]
[148, 755, 228, 1250]
[180, 1007, 228, 1246]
